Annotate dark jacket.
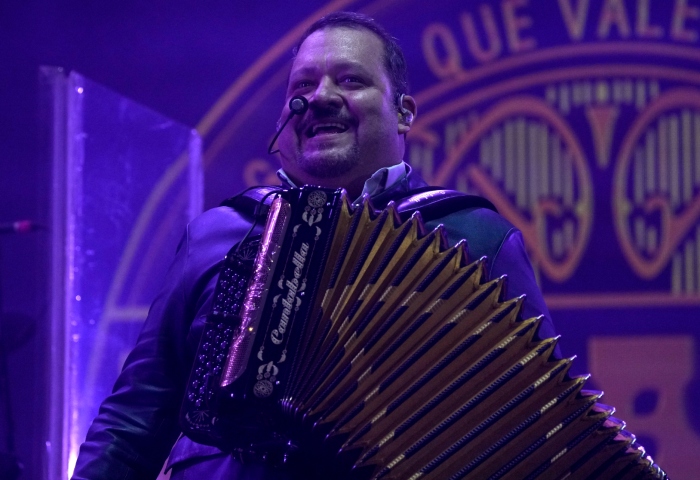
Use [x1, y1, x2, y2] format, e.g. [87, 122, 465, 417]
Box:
[72, 168, 557, 479]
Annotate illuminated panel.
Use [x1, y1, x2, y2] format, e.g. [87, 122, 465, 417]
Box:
[44, 69, 202, 480]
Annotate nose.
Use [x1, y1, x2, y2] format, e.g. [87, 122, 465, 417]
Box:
[308, 76, 342, 110]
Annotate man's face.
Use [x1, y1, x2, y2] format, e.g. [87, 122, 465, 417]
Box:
[277, 27, 406, 190]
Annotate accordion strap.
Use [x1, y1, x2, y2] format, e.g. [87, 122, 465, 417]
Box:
[221, 185, 497, 224]
[220, 186, 284, 219]
[392, 187, 497, 222]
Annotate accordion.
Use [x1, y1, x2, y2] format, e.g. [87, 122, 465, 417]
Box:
[180, 187, 666, 479]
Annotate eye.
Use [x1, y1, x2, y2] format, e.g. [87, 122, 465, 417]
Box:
[291, 79, 314, 93]
[340, 76, 365, 86]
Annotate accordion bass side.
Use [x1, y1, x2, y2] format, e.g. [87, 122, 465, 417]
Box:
[180, 187, 666, 479]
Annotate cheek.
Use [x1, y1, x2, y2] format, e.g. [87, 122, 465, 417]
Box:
[358, 96, 398, 125]
[277, 118, 299, 145]
[276, 127, 298, 161]
[359, 106, 399, 136]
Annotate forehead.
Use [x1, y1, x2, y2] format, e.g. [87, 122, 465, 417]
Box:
[291, 27, 387, 77]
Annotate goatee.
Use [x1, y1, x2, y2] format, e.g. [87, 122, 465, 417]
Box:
[295, 143, 361, 179]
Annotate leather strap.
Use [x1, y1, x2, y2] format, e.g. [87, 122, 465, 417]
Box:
[392, 187, 496, 222]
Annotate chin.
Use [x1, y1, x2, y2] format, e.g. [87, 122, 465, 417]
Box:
[297, 146, 360, 180]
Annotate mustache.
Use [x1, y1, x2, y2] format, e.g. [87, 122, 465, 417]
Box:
[298, 106, 355, 133]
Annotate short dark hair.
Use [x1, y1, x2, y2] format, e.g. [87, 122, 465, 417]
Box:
[293, 11, 409, 101]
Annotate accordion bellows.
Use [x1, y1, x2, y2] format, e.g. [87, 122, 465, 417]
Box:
[182, 187, 665, 479]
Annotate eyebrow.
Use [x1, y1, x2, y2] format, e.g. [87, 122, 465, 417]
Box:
[290, 60, 373, 78]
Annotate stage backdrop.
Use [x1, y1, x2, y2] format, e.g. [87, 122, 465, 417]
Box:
[57, 1, 700, 479]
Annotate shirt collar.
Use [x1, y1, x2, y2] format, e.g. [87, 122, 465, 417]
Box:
[276, 161, 409, 203]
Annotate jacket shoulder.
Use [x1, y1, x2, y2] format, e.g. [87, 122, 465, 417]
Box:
[424, 206, 515, 264]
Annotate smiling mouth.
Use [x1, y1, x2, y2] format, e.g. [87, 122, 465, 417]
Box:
[305, 122, 350, 138]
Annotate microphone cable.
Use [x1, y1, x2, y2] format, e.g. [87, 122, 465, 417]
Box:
[267, 96, 309, 155]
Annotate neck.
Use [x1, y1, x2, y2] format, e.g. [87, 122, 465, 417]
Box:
[284, 171, 369, 199]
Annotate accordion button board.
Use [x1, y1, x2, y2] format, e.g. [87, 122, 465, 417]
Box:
[180, 187, 666, 479]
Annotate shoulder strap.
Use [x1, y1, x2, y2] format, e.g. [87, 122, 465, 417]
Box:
[392, 187, 497, 223]
[220, 186, 282, 219]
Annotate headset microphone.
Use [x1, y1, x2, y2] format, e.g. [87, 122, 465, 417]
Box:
[268, 96, 309, 154]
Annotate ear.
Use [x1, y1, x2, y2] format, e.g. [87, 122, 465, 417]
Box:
[397, 94, 417, 134]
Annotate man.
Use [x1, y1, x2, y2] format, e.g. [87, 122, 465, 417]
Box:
[73, 12, 556, 480]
